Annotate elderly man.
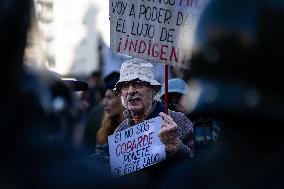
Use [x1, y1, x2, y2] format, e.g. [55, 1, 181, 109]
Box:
[114, 58, 194, 157]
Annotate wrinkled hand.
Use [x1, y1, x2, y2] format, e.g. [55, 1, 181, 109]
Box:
[158, 112, 182, 155]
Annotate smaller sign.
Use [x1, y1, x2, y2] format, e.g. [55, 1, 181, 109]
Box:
[108, 116, 166, 177]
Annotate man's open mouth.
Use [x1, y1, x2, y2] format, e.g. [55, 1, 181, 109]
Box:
[127, 95, 142, 103]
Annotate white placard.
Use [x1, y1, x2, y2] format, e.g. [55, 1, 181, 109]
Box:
[109, 0, 209, 66]
[108, 116, 166, 177]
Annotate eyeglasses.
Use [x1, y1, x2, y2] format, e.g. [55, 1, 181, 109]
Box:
[120, 80, 150, 90]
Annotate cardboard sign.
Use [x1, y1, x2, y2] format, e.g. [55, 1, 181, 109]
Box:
[109, 0, 209, 66]
[108, 116, 166, 177]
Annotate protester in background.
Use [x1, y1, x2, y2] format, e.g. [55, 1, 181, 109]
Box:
[85, 99, 104, 150]
[93, 72, 124, 164]
[80, 71, 103, 117]
[79, 71, 104, 151]
[160, 78, 221, 156]
[160, 78, 190, 113]
[86, 70, 104, 108]
[158, 1, 284, 188]
[112, 58, 194, 186]
[85, 72, 120, 150]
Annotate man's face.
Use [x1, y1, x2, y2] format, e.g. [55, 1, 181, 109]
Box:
[161, 92, 185, 113]
[119, 80, 154, 116]
[168, 93, 185, 112]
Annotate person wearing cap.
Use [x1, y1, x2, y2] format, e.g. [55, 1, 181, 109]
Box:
[114, 58, 194, 158]
[160, 78, 221, 156]
[160, 78, 190, 113]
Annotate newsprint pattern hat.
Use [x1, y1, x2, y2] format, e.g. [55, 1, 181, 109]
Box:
[114, 58, 162, 93]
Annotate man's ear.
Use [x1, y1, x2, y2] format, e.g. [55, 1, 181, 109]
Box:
[153, 91, 161, 101]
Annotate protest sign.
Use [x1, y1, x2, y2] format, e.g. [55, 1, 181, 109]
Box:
[109, 0, 209, 66]
[108, 116, 166, 177]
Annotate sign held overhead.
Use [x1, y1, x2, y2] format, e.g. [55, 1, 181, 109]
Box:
[110, 0, 209, 66]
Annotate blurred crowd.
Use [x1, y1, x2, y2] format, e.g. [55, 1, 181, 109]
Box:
[1, 0, 284, 188]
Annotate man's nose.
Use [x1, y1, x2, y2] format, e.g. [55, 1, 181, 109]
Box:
[127, 84, 136, 93]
